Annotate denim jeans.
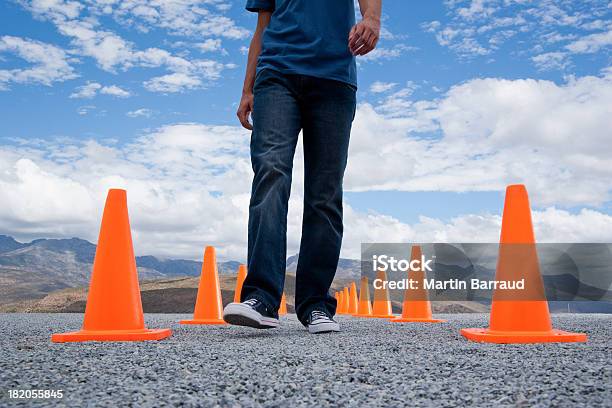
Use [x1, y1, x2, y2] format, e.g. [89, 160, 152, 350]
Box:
[241, 69, 356, 325]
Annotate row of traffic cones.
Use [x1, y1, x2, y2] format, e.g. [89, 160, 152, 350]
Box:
[52, 184, 587, 344]
[334, 245, 442, 322]
[332, 185, 587, 343]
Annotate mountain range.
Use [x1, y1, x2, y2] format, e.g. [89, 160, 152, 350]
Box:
[0, 235, 360, 307]
[1, 235, 610, 313]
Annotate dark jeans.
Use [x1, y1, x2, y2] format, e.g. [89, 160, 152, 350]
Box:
[241, 69, 356, 325]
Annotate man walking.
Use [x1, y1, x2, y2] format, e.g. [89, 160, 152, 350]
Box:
[223, 0, 381, 333]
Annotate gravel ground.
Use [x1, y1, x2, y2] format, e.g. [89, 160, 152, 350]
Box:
[0, 313, 610, 407]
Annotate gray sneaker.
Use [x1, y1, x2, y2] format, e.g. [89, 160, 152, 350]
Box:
[223, 298, 279, 329]
[306, 310, 340, 334]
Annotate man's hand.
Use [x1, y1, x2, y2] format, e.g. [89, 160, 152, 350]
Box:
[349, 16, 380, 56]
[237, 92, 254, 130]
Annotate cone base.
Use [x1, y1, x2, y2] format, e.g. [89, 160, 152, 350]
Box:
[51, 328, 172, 343]
[461, 328, 587, 344]
[366, 314, 396, 318]
[180, 318, 226, 325]
[391, 317, 445, 323]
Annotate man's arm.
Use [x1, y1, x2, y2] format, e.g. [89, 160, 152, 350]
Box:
[349, 0, 382, 56]
[237, 11, 272, 130]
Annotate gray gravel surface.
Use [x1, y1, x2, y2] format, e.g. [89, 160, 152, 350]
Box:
[0, 313, 610, 407]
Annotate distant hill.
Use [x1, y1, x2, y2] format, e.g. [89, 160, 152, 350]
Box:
[0, 235, 359, 306]
[0, 235, 27, 253]
[1, 235, 610, 314]
[0, 235, 237, 305]
[0, 273, 490, 314]
[286, 253, 361, 279]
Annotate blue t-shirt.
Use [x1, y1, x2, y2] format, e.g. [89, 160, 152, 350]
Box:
[246, 0, 357, 87]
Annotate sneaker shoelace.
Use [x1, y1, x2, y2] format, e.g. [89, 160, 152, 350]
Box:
[243, 299, 259, 307]
[310, 310, 330, 322]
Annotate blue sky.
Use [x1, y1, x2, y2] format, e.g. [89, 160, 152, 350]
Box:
[2, 1, 609, 138]
[1, 0, 611, 260]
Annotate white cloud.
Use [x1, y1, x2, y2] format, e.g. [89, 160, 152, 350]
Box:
[0, 35, 77, 89]
[76, 105, 96, 115]
[370, 81, 398, 93]
[127, 108, 154, 118]
[56, 19, 135, 72]
[70, 82, 101, 98]
[20, 0, 249, 39]
[1, 1, 610, 262]
[457, 0, 496, 21]
[581, 19, 609, 31]
[144, 72, 202, 93]
[424, 0, 611, 66]
[532, 52, 570, 71]
[1, 68, 611, 258]
[197, 38, 224, 53]
[56, 20, 230, 92]
[341, 206, 612, 259]
[373, 82, 420, 117]
[88, 0, 250, 39]
[0, 157, 95, 227]
[2, 70, 612, 257]
[70, 82, 131, 98]
[359, 44, 416, 62]
[16, 1, 236, 92]
[1, 124, 612, 261]
[345, 68, 612, 207]
[100, 84, 130, 97]
[0, 124, 252, 259]
[566, 29, 612, 54]
[19, 0, 83, 21]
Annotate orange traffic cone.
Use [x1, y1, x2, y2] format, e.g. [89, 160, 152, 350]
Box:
[279, 293, 288, 315]
[343, 287, 350, 315]
[371, 270, 395, 318]
[233, 264, 247, 303]
[180, 246, 226, 325]
[461, 185, 587, 343]
[392, 245, 445, 323]
[51, 189, 171, 342]
[337, 290, 346, 314]
[354, 277, 373, 317]
[348, 282, 358, 315]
